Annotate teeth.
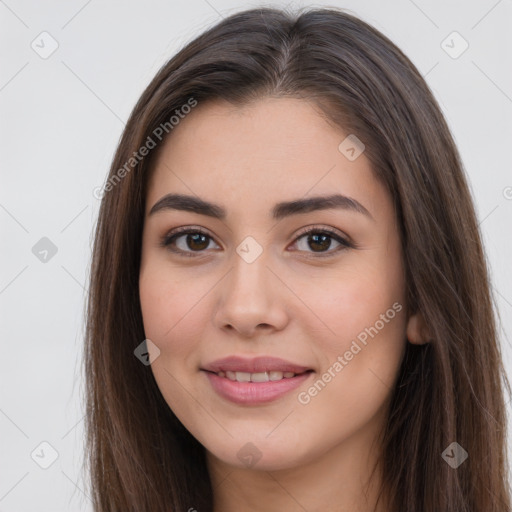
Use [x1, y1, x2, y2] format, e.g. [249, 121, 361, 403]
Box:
[250, 372, 270, 382]
[218, 370, 299, 382]
[235, 372, 251, 382]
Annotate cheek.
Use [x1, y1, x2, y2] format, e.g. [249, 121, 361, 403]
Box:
[295, 296, 406, 453]
[293, 253, 407, 416]
[139, 264, 208, 412]
[295, 260, 406, 351]
[139, 260, 207, 345]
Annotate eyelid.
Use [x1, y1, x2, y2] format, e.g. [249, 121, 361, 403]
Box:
[160, 224, 354, 257]
[288, 224, 353, 258]
[293, 224, 353, 246]
[159, 225, 219, 257]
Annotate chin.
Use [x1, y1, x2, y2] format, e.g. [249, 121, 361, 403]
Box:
[207, 438, 310, 472]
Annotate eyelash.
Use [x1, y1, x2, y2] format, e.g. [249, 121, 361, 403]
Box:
[159, 225, 354, 258]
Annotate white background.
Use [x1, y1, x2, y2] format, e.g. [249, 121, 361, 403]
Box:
[1, 0, 511, 510]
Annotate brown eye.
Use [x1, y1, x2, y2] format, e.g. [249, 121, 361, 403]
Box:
[305, 233, 333, 252]
[181, 233, 210, 251]
[160, 225, 352, 258]
[161, 228, 220, 256]
[291, 227, 352, 256]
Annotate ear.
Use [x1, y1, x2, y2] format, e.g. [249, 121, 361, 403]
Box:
[406, 311, 431, 345]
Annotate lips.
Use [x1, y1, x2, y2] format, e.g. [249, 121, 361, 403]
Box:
[201, 356, 314, 405]
[217, 370, 300, 383]
[201, 355, 312, 374]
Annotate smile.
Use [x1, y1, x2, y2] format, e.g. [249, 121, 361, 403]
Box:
[214, 370, 306, 382]
[203, 369, 314, 405]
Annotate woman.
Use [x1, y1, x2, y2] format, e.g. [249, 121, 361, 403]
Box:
[84, 6, 511, 511]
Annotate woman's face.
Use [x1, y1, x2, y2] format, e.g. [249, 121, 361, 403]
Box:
[139, 97, 416, 473]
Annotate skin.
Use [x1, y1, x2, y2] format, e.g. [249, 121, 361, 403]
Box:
[139, 96, 428, 512]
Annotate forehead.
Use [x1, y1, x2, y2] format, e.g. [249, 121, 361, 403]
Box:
[146, 97, 386, 219]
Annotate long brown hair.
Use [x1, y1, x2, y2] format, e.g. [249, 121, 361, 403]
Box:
[84, 6, 511, 511]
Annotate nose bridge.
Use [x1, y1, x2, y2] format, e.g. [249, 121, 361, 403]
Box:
[227, 241, 271, 303]
[213, 238, 287, 334]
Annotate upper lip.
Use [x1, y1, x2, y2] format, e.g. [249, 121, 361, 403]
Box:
[202, 356, 313, 374]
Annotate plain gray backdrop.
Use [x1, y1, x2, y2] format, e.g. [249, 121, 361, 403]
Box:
[1, 0, 511, 510]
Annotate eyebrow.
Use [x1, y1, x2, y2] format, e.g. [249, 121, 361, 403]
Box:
[148, 193, 374, 221]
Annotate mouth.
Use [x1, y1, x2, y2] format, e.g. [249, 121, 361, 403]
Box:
[200, 355, 315, 404]
[201, 355, 313, 375]
[201, 368, 315, 405]
[205, 369, 314, 383]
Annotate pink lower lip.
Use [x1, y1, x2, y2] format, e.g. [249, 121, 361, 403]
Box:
[203, 370, 313, 405]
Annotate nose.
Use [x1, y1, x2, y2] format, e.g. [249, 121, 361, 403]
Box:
[212, 250, 289, 338]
